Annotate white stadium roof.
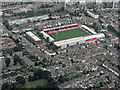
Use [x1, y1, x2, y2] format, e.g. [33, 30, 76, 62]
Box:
[43, 23, 78, 31]
[54, 33, 105, 47]
[41, 31, 55, 41]
[81, 25, 97, 35]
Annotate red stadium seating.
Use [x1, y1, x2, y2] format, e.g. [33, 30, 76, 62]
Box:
[45, 25, 79, 34]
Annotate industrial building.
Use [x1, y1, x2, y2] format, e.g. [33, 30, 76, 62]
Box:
[54, 33, 105, 49]
[87, 10, 99, 19]
[26, 31, 41, 45]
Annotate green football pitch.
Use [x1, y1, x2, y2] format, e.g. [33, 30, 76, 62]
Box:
[49, 28, 89, 41]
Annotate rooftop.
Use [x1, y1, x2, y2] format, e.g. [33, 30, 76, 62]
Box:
[26, 31, 41, 41]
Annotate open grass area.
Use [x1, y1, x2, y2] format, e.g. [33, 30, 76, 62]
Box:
[25, 79, 48, 88]
[49, 28, 89, 41]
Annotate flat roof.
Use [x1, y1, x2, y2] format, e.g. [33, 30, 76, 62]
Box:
[26, 31, 41, 41]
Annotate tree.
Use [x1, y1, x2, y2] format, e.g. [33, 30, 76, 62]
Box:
[8, 25, 13, 30]
[28, 75, 33, 82]
[92, 23, 99, 33]
[13, 43, 23, 52]
[2, 82, 9, 90]
[35, 62, 38, 66]
[5, 58, 11, 67]
[96, 82, 100, 88]
[71, 59, 74, 63]
[13, 55, 21, 65]
[58, 75, 65, 83]
[16, 76, 26, 85]
[14, 39, 19, 44]
[9, 83, 16, 89]
[41, 4, 44, 8]
[27, 19, 31, 23]
[46, 37, 49, 42]
[6, 49, 13, 55]
[61, 7, 64, 11]
[23, 50, 29, 55]
[13, 55, 18, 65]
[84, 11, 89, 16]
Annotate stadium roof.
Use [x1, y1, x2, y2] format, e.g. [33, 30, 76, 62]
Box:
[26, 31, 41, 42]
[41, 31, 55, 41]
[43, 23, 78, 31]
[54, 33, 105, 47]
[81, 25, 97, 35]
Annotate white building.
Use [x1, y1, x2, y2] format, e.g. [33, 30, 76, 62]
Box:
[87, 10, 99, 19]
[26, 31, 41, 45]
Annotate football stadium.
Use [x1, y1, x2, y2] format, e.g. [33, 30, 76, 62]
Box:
[49, 27, 89, 41]
[41, 23, 105, 49]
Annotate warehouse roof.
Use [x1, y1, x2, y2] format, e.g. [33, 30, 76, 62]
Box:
[26, 31, 41, 42]
[54, 33, 105, 47]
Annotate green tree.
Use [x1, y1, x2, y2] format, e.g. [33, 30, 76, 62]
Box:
[27, 19, 31, 23]
[5, 58, 11, 67]
[46, 37, 49, 42]
[6, 49, 13, 55]
[13, 55, 21, 65]
[13, 43, 23, 52]
[84, 11, 89, 16]
[92, 23, 98, 33]
[2, 82, 9, 90]
[58, 75, 65, 83]
[9, 83, 16, 89]
[61, 7, 64, 11]
[28, 75, 33, 82]
[16, 76, 26, 85]
[8, 25, 13, 30]
[14, 39, 19, 44]
[96, 82, 100, 88]
[23, 49, 29, 55]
